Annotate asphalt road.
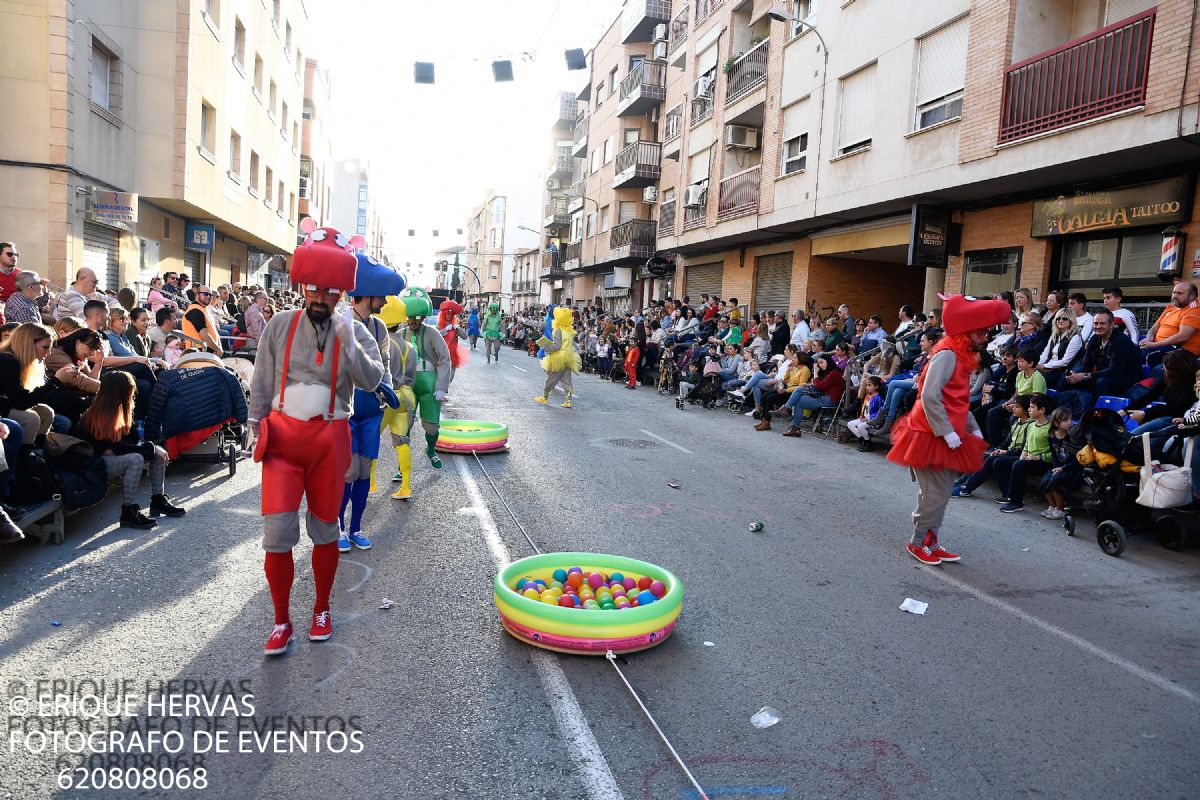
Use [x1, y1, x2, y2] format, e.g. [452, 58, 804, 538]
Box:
[1, 339, 1198, 800]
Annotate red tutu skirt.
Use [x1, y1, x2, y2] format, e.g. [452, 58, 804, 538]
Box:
[886, 416, 988, 473]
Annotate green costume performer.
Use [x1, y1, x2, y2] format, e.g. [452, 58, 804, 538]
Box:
[398, 288, 452, 469]
[482, 302, 504, 363]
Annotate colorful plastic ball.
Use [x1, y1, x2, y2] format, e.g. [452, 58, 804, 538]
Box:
[552, 568, 568, 583]
[568, 567, 583, 575]
[558, 595, 576, 608]
[638, 577, 653, 591]
[523, 588, 540, 600]
[611, 586, 626, 598]
[566, 573, 584, 589]
[622, 578, 636, 591]
[583, 600, 599, 609]
[608, 572, 623, 584]
[587, 573, 603, 589]
[572, 595, 582, 607]
[550, 580, 564, 590]
[534, 580, 547, 589]
[542, 594, 560, 605]
[650, 580, 666, 598]
[637, 590, 657, 605]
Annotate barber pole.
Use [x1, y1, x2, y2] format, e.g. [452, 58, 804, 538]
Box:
[1159, 227, 1186, 283]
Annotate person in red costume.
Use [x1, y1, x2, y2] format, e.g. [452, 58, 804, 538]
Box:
[435, 299, 467, 380]
[887, 294, 1011, 565]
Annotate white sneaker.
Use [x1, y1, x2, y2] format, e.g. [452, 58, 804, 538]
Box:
[1045, 507, 1065, 520]
[1039, 508, 1053, 518]
[731, 389, 746, 398]
[744, 410, 756, 417]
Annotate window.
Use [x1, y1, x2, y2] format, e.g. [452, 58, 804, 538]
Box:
[618, 201, 637, 224]
[790, 0, 815, 39]
[493, 197, 505, 224]
[277, 180, 285, 211]
[963, 248, 1022, 298]
[837, 64, 875, 156]
[203, 0, 220, 29]
[1060, 232, 1161, 284]
[596, 82, 605, 107]
[600, 205, 610, 232]
[629, 55, 644, 72]
[781, 100, 808, 175]
[299, 158, 311, 198]
[265, 167, 274, 202]
[285, 22, 293, 53]
[914, 16, 968, 131]
[272, 0, 281, 28]
[490, 229, 498, 247]
[289, 192, 296, 218]
[89, 38, 115, 111]
[249, 151, 260, 192]
[281, 102, 289, 133]
[295, 51, 302, 80]
[199, 101, 216, 154]
[292, 121, 299, 148]
[1106, 0, 1156, 25]
[609, 66, 618, 95]
[253, 54, 264, 95]
[586, 212, 596, 237]
[303, 99, 314, 119]
[590, 149, 601, 174]
[269, 80, 278, 117]
[227, 130, 242, 177]
[233, 18, 246, 68]
[623, 128, 640, 146]
[603, 136, 614, 164]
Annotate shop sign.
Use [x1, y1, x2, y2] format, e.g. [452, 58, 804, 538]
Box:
[184, 222, 216, 252]
[643, 255, 673, 278]
[1031, 176, 1190, 238]
[907, 205, 951, 269]
[87, 190, 138, 224]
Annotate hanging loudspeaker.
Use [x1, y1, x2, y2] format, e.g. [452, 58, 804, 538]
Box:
[492, 60, 514, 82]
[565, 49, 587, 70]
[414, 62, 435, 84]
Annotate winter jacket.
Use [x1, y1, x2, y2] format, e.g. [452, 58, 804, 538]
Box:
[145, 356, 247, 442]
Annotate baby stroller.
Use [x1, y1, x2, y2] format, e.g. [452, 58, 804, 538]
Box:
[145, 351, 249, 478]
[1064, 408, 1146, 555]
[677, 374, 722, 410]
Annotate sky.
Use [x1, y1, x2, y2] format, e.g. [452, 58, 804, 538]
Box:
[307, 0, 623, 287]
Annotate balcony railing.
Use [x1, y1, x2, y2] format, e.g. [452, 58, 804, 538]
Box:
[544, 197, 569, 229]
[621, 0, 672, 44]
[717, 166, 760, 220]
[572, 112, 589, 157]
[608, 219, 657, 261]
[613, 141, 663, 188]
[726, 38, 768, 105]
[695, 0, 723, 26]
[541, 251, 563, 279]
[661, 103, 683, 143]
[669, 8, 689, 54]
[553, 91, 578, 129]
[659, 199, 676, 237]
[567, 177, 586, 212]
[563, 241, 583, 271]
[618, 60, 667, 117]
[999, 8, 1155, 144]
[550, 148, 575, 179]
[691, 95, 713, 126]
[682, 190, 707, 231]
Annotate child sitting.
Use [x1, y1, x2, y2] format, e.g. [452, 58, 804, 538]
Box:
[952, 394, 1033, 497]
[1039, 406, 1083, 520]
[162, 334, 184, 367]
[676, 362, 702, 408]
[994, 392, 1054, 513]
[846, 375, 885, 451]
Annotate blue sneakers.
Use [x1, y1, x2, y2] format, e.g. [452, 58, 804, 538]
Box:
[950, 485, 972, 498]
[337, 531, 351, 553]
[346, 530, 372, 550]
[999, 502, 1024, 513]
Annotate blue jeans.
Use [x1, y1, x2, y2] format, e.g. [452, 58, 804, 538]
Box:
[1130, 416, 1175, 436]
[791, 394, 834, 426]
[743, 372, 775, 406]
[882, 379, 914, 420]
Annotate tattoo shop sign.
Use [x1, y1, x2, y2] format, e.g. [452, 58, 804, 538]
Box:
[1031, 176, 1191, 238]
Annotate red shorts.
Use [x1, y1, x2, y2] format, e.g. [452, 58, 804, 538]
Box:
[258, 412, 351, 522]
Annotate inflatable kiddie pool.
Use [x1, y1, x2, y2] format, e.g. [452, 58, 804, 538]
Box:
[494, 552, 683, 655]
[436, 419, 508, 453]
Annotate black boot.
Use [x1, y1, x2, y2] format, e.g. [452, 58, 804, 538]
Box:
[150, 494, 187, 517]
[0, 506, 23, 545]
[120, 504, 157, 530]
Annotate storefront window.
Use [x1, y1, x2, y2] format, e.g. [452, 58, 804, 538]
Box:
[1118, 232, 1160, 279]
[1062, 238, 1118, 282]
[1059, 230, 1162, 285]
[963, 248, 1022, 298]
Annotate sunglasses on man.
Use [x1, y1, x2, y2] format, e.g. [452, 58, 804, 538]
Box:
[2, 252, 17, 258]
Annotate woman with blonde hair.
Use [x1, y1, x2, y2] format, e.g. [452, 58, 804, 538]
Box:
[0, 322, 72, 444]
[1038, 309, 1084, 390]
[76, 370, 184, 529]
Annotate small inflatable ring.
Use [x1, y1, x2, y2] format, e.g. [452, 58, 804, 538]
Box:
[437, 419, 509, 445]
[436, 439, 508, 453]
[493, 552, 683, 656]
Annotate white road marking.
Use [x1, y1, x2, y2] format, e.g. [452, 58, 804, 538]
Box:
[511, 365, 528, 373]
[928, 568, 1199, 705]
[639, 429, 693, 454]
[456, 459, 624, 799]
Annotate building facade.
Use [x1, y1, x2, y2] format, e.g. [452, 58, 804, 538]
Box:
[557, 0, 1200, 325]
[330, 158, 386, 261]
[0, 0, 311, 293]
[510, 247, 541, 312]
[466, 191, 507, 308]
[299, 58, 334, 235]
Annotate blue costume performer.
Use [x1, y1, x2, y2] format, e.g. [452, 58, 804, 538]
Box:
[338, 254, 405, 552]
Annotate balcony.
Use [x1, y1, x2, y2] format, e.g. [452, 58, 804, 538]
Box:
[661, 103, 683, 143]
[553, 91, 578, 130]
[572, 112, 588, 158]
[726, 38, 768, 105]
[567, 177, 586, 212]
[563, 241, 583, 273]
[717, 166, 760, 221]
[659, 198, 676, 237]
[608, 219, 657, 262]
[541, 251, 563, 280]
[622, 0, 671, 44]
[544, 196, 570, 229]
[999, 8, 1155, 144]
[691, 94, 713, 127]
[682, 201, 706, 232]
[618, 60, 667, 117]
[613, 141, 663, 189]
[694, 0, 724, 27]
[668, 8, 688, 56]
[549, 147, 575, 179]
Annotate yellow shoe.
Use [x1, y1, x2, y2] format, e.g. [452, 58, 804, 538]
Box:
[560, 400, 572, 408]
[393, 444, 412, 500]
[534, 396, 548, 404]
[391, 485, 412, 500]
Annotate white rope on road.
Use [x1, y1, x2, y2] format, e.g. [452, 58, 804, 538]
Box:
[471, 450, 542, 555]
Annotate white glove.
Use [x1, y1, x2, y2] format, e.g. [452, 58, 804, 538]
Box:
[434, 389, 447, 402]
[972, 429, 985, 439]
[943, 432, 962, 450]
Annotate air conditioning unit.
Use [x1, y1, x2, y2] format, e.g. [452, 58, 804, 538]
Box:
[684, 183, 707, 208]
[545, 177, 561, 190]
[692, 76, 712, 98]
[643, 186, 659, 203]
[653, 41, 668, 60]
[654, 23, 668, 42]
[724, 124, 760, 150]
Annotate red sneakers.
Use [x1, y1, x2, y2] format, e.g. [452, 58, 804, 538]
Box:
[931, 545, 961, 562]
[309, 609, 333, 641]
[263, 622, 293, 656]
[906, 543, 942, 565]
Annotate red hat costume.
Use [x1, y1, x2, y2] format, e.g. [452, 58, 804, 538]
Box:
[292, 217, 365, 290]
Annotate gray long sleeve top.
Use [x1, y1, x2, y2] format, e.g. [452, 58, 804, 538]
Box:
[919, 350, 981, 438]
[399, 323, 452, 394]
[389, 334, 417, 388]
[248, 309, 384, 425]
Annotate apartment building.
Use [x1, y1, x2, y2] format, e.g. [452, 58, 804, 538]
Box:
[330, 158, 386, 261]
[0, 0, 309, 292]
[511, 247, 542, 311]
[562, 0, 1200, 326]
[467, 192, 507, 307]
[299, 58, 335, 234]
[538, 91, 581, 307]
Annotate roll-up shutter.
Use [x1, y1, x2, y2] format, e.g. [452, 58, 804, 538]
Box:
[916, 16, 968, 106]
[1106, 0, 1155, 24]
[685, 261, 723, 299]
[83, 222, 120, 292]
[753, 253, 792, 317]
[837, 64, 875, 154]
[182, 248, 203, 285]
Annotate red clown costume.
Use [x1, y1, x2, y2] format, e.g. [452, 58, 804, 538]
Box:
[248, 219, 385, 655]
[887, 294, 1011, 565]
[436, 299, 467, 375]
